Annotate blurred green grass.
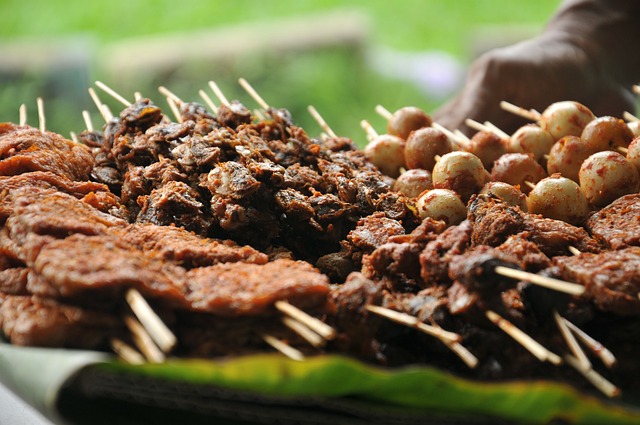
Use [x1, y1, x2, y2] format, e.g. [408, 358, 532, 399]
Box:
[0, 0, 560, 145]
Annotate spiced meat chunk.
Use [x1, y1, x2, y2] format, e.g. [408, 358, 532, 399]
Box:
[420, 220, 473, 287]
[586, 193, 640, 250]
[467, 194, 526, 247]
[553, 247, 640, 316]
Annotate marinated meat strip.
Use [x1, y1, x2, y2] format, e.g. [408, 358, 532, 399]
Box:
[114, 224, 268, 268]
[0, 171, 108, 199]
[0, 123, 94, 180]
[0, 172, 127, 223]
[185, 258, 329, 316]
[587, 193, 640, 249]
[5, 187, 127, 263]
[553, 247, 640, 316]
[0, 295, 123, 348]
[29, 233, 189, 305]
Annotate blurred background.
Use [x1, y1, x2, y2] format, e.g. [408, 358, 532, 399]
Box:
[0, 0, 560, 146]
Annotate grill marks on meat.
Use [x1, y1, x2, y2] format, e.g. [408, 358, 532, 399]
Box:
[587, 194, 640, 250]
[0, 124, 94, 180]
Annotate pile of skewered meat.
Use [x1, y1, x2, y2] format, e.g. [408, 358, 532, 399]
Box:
[1, 83, 639, 400]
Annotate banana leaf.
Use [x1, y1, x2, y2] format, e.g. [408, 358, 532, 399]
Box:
[2, 341, 639, 425]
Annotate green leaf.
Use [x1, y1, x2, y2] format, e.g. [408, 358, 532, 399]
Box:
[98, 354, 640, 425]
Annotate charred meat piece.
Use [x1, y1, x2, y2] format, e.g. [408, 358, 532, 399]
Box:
[586, 193, 640, 250]
[0, 124, 94, 180]
[468, 194, 601, 257]
[216, 101, 252, 129]
[446, 246, 523, 319]
[420, 220, 473, 287]
[467, 194, 526, 247]
[553, 247, 640, 316]
[136, 180, 210, 235]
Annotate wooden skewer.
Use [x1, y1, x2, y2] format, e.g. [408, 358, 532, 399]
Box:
[554, 311, 591, 370]
[125, 288, 177, 353]
[483, 121, 510, 140]
[359, 119, 378, 141]
[36, 97, 45, 133]
[102, 104, 114, 122]
[375, 104, 393, 121]
[274, 300, 336, 340]
[69, 131, 79, 143]
[19, 104, 27, 126]
[494, 265, 586, 296]
[454, 129, 471, 144]
[434, 154, 442, 163]
[623, 111, 640, 122]
[465, 118, 509, 140]
[617, 146, 629, 154]
[124, 315, 165, 363]
[432, 122, 468, 148]
[158, 86, 183, 105]
[366, 306, 477, 369]
[366, 305, 461, 344]
[563, 318, 617, 368]
[110, 338, 146, 365]
[485, 310, 562, 365]
[567, 246, 582, 256]
[238, 78, 269, 110]
[82, 110, 94, 132]
[198, 89, 218, 115]
[282, 317, 325, 348]
[208, 80, 230, 106]
[262, 334, 305, 361]
[500, 101, 541, 122]
[253, 109, 266, 121]
[134, 91, 143, 101]
[88, 87, 113, 122]
[308, 105, 337, 138]
[166, 96, 183, 124]
[523, 180, 536, 190]
[95, 80, 131, 106]
[564, 354, 620, 398]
